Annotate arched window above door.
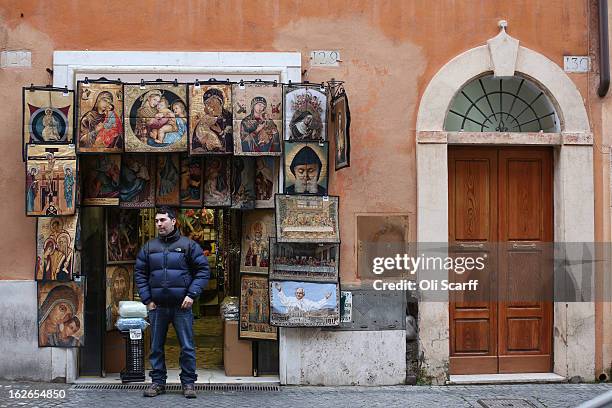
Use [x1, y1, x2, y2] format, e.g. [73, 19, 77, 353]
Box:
[444, 74, 560, 133]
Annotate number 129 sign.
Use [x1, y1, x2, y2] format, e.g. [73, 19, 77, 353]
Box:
[564, 56, 590, 73]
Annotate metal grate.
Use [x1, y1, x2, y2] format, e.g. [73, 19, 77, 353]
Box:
[478, 399, 537, 408]
[71, 383, 280, 392]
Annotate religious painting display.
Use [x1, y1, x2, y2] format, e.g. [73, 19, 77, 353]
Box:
[240, 210, 274, 274]
[155, 154, 180, 206]
[269, 280, 339, 327]
[138, 208, 157, 247]
[124, 83, 188, 153]
[119, 154, 155, 208]
[203, 157, 231, 207]
[105, 265, 134, 331]
[179, 154, 203, 207]
[231, 157, 255, 210]
[254, 157, 278, 208]
[26, 144, 77, 216]
[178, 208, 216, 249]
[232, 82, 282, 155]
[23, 87, 74, 158]
[239, 274, 277, 340]
[283, 142, 328, 195]
[284, 85, 327, 141]
[331, 91, 351, 170]
[269, 241, 339, 282]
[35, 214, 79, 281]
[38, 280, 84, 347]
[80, 155, 121, 206]
[275, 195, 340, 243]
[76, 80, 124, 153]
[189, 83, 233, 155]
[106, 208, 139, 264]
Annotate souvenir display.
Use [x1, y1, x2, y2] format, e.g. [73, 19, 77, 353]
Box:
[283, 142, 328, 195]
[269, 280, 339, 327]
[240, 209, 274, 274]
[232, 82, 282, 155]
[138, 208, 157, 247]
[119, 154, 155, 208]
[239, 274, 277, 340]
[23, 87, 74, 157]
[105, 265, 134, 331]
[275, 195, 340, 243]
[124, 83, 188, 152]
[35, 214, 79, 281]
[155, 154, 180, 206]
[331, 91, 351, 170]
[26, 144, 77, 216]
[76, 80, 124, 153]
[106, 208, 139, 264]
[231, 157, 255, 210]
[38, 280, 85, 347]
[284, 85, 327, 141]
[80, 155, 121, 206]
[269, 241, 339, 282]
[203, 157, 231, 207]
[179, 154, 203, 207]
[178, 208, 216, 249]
[189, 83, 233, 155]
[254, 157, 278, 208]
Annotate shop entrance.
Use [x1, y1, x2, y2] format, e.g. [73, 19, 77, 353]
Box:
[448, 146, 553, 374]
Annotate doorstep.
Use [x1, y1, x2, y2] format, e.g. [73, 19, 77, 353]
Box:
[73, 369, 280, 385]
[447, 373, 566, 385]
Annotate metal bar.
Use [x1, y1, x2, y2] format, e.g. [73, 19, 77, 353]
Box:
[598, 0, 610, 97]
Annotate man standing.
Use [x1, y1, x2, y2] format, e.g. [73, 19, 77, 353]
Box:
[135, 206, 209, 399]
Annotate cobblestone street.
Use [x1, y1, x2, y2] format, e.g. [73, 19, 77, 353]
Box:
[0, 381, 610, 408]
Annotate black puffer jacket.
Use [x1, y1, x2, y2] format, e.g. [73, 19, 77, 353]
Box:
[134, 228, 210, 307]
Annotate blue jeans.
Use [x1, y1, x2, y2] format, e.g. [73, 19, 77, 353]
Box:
[148, 306, 197, 385]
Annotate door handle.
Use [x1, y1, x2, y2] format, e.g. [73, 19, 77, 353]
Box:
[512, 243, 537, 249]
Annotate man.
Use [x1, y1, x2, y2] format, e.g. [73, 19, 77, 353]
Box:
[135, 206, 209, 399]
[273, 282, 332, 313]
[285, 145, 327, 195]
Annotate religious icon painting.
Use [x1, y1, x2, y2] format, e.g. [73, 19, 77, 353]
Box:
[22, 86, 74, 159]
[155, 154, 180, 206]
[240, 209, 274, 274]
[179, 154, 203, 208]
[106, 208, 139, 264]
[269, 280, 340, 327]
[232, 82, 282, 156]
[105, 264, 134, 331]
[203, 157, 231, 207]
[284, 85, 327, 141]
[119, 154, 155, 208]
[26, 144, 77, 216]
[275, 195, 340, 243]
[331, 91, 351, 170]
[188, 83, 233, 155]
[38, 280, 85, 347]
[80, 155, 121, 206]
[239, 274, 277, 340]
[269, 241, 339, 282]
[283, 142, 328, 195]
[231, 157, 255, 210]
[76, 79, 124, 153]
[35, 214, 79, 281]
[254, 157, 278, 208]
[123, 82, 188, 153]
[178, 208, 216, 249]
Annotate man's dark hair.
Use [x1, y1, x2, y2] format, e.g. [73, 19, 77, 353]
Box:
[290, 146, 322, 178]
[156, 206, 177, 220]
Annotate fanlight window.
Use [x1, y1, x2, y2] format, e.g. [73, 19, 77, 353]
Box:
[444, 75, 560, 133]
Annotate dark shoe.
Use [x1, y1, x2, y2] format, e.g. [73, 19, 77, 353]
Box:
[182, 383, 196, 399]
[143, 383, 166, 397]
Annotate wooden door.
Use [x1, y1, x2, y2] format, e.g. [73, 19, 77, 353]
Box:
[448, 147, 553, 374]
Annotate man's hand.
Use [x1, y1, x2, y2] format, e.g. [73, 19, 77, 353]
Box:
[147, 301, 157, 311]
[181, 296, 194, 309]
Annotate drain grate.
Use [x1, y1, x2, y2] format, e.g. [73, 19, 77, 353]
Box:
[71, 383, 280, 392]
[478, 399, 537, 408]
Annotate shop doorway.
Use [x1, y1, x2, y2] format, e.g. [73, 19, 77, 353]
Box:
[448, 146, 553, 374]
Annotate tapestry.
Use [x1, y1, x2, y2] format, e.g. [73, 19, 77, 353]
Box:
[155, 154, 180, 206]
[35, 214, 79, 281]
[275, 195, 340, 243]
[254, 157, 278, 208]
[38, 280, 84, 347]
[284, 85, 327, 141]
[240, 209, 274, 274]
[80, 155, 121, 206]
[269, 242, 339, 282]
[331, 91, 351, 170]
[119, 154, 155, 208]
[231, 157, 255, 210]
[269, 280, 339, 327]
[189, 83, 233, 155]
[179, 154, 203, 207]
[203, 157, 231, 207]
[283, 142, 328, 195]
[105, 265, 134, 331]
[124, 83, 188, 152]
[106, 208, 139, 264]
[240, 274, 277, 340]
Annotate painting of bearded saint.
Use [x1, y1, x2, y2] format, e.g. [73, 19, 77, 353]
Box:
[77, 81, 124, 153]
[105, 265, 134, 331]
[240, 210, 274, 274]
